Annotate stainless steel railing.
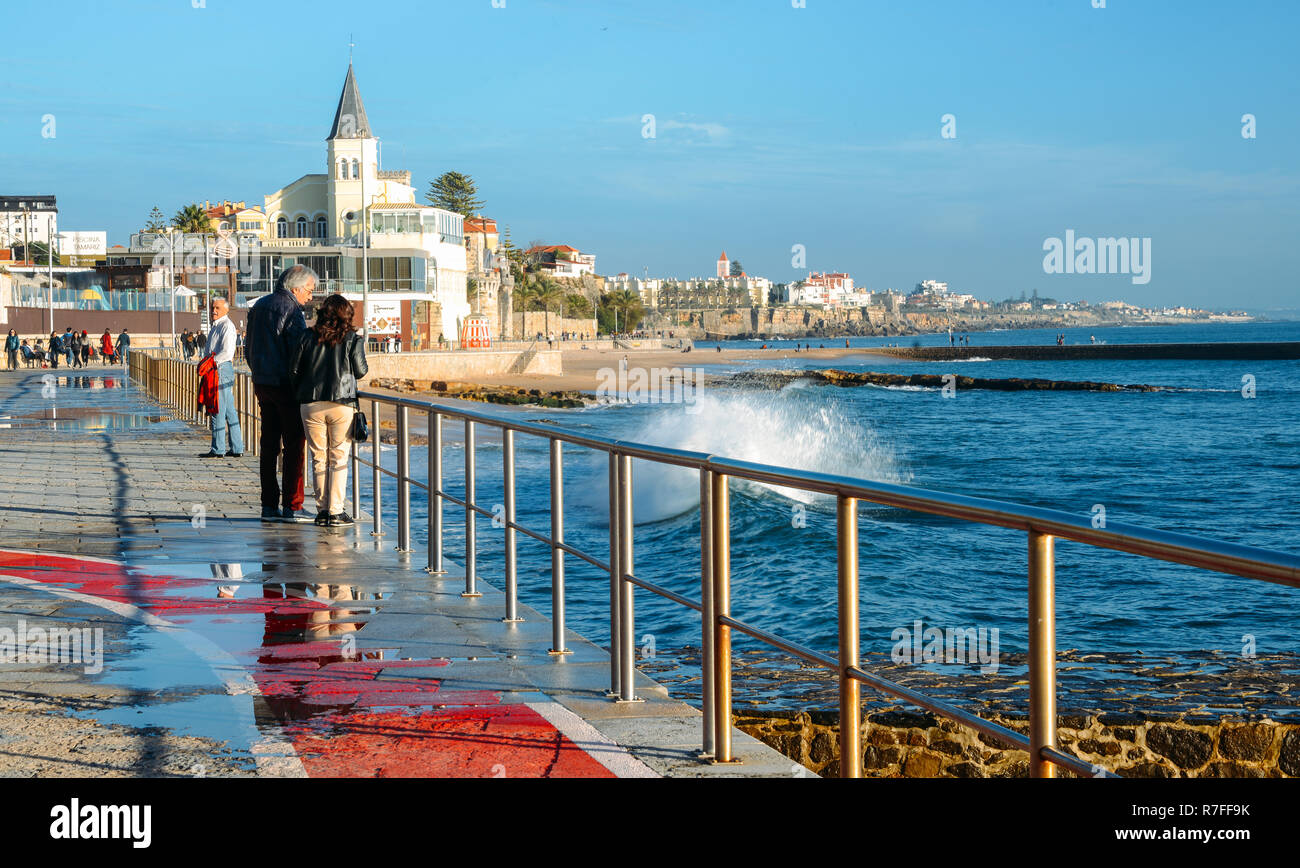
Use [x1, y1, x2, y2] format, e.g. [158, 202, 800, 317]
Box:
[128, 348, 1300, 778]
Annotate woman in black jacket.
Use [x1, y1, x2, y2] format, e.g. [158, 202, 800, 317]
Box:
[290, 293, 368, 526]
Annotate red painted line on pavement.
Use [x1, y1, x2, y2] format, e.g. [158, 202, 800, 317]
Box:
[0, 549, 616, 777]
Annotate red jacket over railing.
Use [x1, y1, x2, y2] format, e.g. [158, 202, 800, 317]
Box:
[197, 356, 219, 416]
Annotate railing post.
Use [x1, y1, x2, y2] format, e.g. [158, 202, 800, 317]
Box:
[607, 451, 621, 695]
[427, 411, 444, 573]
[502, 428, 521, 621]
[350, 438, 360, 519]
[711, 472, 733, 763]
[1028, 531, 1057, 778]
[549, 439, 569, 653]
[618, 454, 638, 702]
[462, 419, 480, 597]
[838, 494, 862, 778]
[396, 405, 411, 552]
[370, 398, 383, 536]
[699, 468, 716, 758]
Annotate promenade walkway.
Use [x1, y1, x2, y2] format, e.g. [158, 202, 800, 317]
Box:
[0, 369, 793, 777]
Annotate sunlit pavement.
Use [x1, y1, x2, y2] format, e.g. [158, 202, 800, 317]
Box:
[0, 370, 793, 777]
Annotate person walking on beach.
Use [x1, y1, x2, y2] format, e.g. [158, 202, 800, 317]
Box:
[5, 330, 18, 371]
[246, 264, 312, 522]
[290, 293, 367, 527]
[199, 295, 244, 459]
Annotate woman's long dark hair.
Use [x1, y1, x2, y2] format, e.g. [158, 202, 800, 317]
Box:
[313, 293, 355, 346]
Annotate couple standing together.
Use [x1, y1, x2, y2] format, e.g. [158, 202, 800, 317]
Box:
[246, 265, 367, 526]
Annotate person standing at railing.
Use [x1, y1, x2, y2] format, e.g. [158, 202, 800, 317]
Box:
[100, 329, 114, 365]
[289, 293, 367, 527]
[5, 330, 17, 371]
[199, 296, 244, 459]
[246, 264, 312, 522]
[117, 329, 130, 366]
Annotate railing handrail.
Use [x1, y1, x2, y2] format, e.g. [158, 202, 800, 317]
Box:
[127, 346, 1300, 779]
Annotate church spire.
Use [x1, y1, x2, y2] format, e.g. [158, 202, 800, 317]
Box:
[328, 63, 372, 140]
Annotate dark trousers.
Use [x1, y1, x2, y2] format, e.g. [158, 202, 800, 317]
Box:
[254, 383, 306, 511]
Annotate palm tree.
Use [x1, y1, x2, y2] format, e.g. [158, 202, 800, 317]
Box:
[607, 289, 644, 333]
[532, 279, 566, 336]
[172, 203, 212, 235]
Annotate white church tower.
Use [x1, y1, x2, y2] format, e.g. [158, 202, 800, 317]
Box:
[326, 64, 380, 242]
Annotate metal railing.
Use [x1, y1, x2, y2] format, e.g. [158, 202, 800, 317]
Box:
[126, 348, 1300, 778]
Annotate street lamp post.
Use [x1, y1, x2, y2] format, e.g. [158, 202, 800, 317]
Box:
[46, 217, 56, 334]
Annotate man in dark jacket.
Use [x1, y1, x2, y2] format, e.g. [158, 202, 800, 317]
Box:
[246, 265, 314, 521]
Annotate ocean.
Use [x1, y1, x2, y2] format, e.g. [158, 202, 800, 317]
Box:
[382, 321, 1300, 705]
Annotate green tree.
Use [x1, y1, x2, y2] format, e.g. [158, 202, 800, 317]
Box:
[172, 203, 212, 234]
[729, 260, 744, 277]
[426, 171, 484, 217]
[600, 289, 645, 334]
[145, 206, 168, 233]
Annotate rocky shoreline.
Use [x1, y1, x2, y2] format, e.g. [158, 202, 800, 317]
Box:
[371, 377, 590, 408]
[727, 368, 1169, 393]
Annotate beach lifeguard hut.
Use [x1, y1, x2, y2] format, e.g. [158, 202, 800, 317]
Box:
[460, 314, 491, 349]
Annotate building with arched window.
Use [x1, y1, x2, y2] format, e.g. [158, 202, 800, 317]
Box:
[252, 63, 469, 344]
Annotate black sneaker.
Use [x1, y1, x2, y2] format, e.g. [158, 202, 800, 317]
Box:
[199, 451, 226, 458]
[229, 452, 243, 458]
[328, 512, 355, 527]
[313, 512, 332, 527]
[281, 507, 311, 523]
[261, 507, 281, 522]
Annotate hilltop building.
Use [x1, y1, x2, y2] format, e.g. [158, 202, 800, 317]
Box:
[524, 244, 596, 278]
[716, 250, 730, 279]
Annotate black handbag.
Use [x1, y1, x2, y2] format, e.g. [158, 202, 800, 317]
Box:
[350, 405, 369, 442]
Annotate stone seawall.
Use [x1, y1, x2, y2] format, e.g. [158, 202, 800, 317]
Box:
[734, 710, 1300, 778]
[875, 342, 1300, 361]
[359, 348, 562, 383]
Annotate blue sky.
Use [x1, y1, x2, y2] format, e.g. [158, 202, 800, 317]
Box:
[2, 0, 1297, 309]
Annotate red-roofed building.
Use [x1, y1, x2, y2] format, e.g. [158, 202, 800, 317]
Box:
[524, 244, 596, 278]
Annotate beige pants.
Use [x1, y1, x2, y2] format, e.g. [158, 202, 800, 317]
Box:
[300, 400, 355, 516]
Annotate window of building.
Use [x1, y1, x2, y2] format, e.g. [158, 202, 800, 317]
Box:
[351, 159, 360, 180]
[339, 159, 347, 180]
[316, 217, 328, 239]
[276, 217, 288, 238]
[296, 217, 308, 238]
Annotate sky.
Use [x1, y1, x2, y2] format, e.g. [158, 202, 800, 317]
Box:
[2, 0, 1298, 310]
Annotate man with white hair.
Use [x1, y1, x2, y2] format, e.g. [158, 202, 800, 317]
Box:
[246, 265, 313, 521]
[199, 295, 244, 459]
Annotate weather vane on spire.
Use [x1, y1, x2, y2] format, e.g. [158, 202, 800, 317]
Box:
[348, 35, 355, 64]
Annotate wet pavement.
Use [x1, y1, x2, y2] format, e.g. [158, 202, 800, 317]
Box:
[0, 370, 793, 777]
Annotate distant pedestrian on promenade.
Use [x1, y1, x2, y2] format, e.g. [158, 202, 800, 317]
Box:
[199, 296, 244, 460]
[5, 330, 17, 370]
[117, 328, 130, 365]
[63, 328, 74, 366]
[80, 330, 90, 366]
[291, 293, 367, 527]
[246, 265, 312, 522]
[48, 332, 61, 369]
[68, 329, 83, 368]
[100, 329, 114, 364]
